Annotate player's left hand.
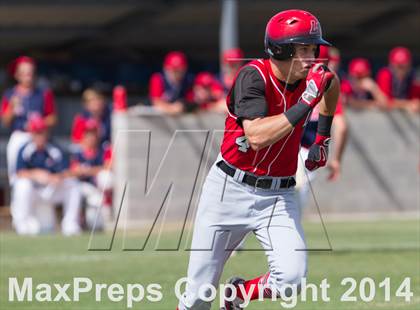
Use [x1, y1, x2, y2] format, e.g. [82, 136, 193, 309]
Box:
[358, 77, 376, 92]
[305, 135, 330, 171]
[327, 158, 340, 181]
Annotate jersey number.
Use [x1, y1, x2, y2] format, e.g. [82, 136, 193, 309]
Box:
[236, 136, 250, 153]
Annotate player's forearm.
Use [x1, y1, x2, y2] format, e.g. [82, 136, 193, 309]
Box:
[17, 169, 47, 181]
[243, 115, 293, 151]
[84, 166, 102, 176]
[318, 77, 339, 116]
[56, 170, 73, 179]
[16, 169, 32, 179]
[389, 99, 418, 109]
[152, 99, 182, 112]
[347, 98, 376, 109]
[370, 85, 388, 106]
[152, 98, 171, 111]
[332, 116, 348, 162]
[1, 110, 14, 128]
[70, 165, 103, 178]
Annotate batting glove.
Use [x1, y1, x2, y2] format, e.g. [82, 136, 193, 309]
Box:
[301, 64, 334, 108]
[305, 134, 331, 171]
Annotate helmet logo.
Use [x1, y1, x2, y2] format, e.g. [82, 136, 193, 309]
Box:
[310, 20, 320, 34]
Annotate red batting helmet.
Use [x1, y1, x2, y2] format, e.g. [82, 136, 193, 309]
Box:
[222, 48, 244, 64]
[389, 46, 412, 66]
[265, 10, 331, 60]
[348, 58, 371, 78]
[194, 72, 215, 88]
[8, 56, 36, 77]
[27, 115, 47, 133]
[163, 51, 188, 70]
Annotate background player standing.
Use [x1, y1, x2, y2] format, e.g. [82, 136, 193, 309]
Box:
[0, 56, 57, 185]
[148, 51, 193, 115]
[177, 10, 339, 310]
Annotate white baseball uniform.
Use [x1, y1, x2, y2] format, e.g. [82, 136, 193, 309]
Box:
[11, 140, 82, 235]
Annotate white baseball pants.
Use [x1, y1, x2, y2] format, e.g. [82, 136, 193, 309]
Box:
[178, 160, 307, 310]
[6, 131, 31, 185]
[11, 177, 82, 235]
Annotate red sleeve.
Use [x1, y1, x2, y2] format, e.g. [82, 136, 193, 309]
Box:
[43, 89, 56, 116]
[185, 89, 194, 103]
[376, 68, 393, 99]
[103, 145, 112, 165]
[340, 79, 353, 96]
[71, 115, 86, 144]
[149, 73, 165, 100]
[0, 96, 10, 116]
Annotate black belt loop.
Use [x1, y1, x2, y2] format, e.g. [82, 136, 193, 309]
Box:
[216, 160, 295, 190]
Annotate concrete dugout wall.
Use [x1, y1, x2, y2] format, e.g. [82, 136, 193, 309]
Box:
[112, 108, 419, 227]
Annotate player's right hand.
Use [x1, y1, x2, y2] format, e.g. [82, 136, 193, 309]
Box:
[301, 63, 334, 108]
[305, 134, 330, 171]
[32, 169, 51, 185]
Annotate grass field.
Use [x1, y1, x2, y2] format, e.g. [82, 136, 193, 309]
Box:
[1, 219, 419, 310]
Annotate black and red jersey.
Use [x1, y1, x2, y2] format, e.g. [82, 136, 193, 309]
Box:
[220, 58, 307, 177]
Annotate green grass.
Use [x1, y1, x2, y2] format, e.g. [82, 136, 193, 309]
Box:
[1, 219, 419, 309]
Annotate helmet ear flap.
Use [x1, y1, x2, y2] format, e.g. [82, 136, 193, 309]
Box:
[266, 41, 295, 61]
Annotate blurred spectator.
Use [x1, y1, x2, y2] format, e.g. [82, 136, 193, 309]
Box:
[71, 88, 112, 147]
[376, 46, 420, 113]
[191, 72, 226, 112]
[148, 51, 193, 115]
[220, 48, 245, 92]
[12, 116, 81, 236]
[317, 46, 348, 181]
[341, 58, 388, 109]
[324, 46, 342, 76]
[1, 56, 57, 184]
[297, 46, 348, 207]
[70, 119, 113, 231]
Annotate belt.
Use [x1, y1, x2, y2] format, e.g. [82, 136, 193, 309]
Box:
[216, 160, 296, 190]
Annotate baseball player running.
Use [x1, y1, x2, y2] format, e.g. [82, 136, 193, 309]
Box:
[177, 9, 339, 310]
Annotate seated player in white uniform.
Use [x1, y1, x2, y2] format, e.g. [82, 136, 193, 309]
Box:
[11, 116, 82, 236]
